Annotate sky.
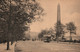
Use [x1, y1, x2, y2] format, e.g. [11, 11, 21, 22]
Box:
[30, 0, 80, 35]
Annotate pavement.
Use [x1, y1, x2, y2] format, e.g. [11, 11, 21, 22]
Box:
[0, 42, 16, 52]
[15, 41, 80, 52]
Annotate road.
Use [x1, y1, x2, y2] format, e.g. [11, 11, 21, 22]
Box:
[15, 41, 80, 52]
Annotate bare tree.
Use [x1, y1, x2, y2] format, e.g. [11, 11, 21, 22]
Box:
[54, 23, 65, 42]
[66, 22, 76, 42]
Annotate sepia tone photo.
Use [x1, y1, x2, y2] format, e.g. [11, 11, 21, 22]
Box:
[0, 0, 80, 52]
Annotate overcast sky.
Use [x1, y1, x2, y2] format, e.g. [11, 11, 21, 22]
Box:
[30, 0, 80, 35]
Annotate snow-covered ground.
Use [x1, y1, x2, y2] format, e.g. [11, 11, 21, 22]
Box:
[0, 42, 16, 52]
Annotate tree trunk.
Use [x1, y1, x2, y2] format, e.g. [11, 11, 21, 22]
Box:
[11, 40, 13, 45]
[57, 39, 59, 43]
[11, 37, 14, 45]
[69, 31, 72, 43]
[7, 41, 9, 50]
[56, 35, 59, 43]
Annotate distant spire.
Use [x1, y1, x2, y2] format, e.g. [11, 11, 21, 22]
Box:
[57, 3, 61, 24]
[56, 3, 61, 38]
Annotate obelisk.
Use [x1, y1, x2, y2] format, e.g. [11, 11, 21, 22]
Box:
[56, 3, 61, 41]
[57, 3, 61, 25]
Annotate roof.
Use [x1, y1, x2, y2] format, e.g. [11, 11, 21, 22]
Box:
[43, 34, 51, 37]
